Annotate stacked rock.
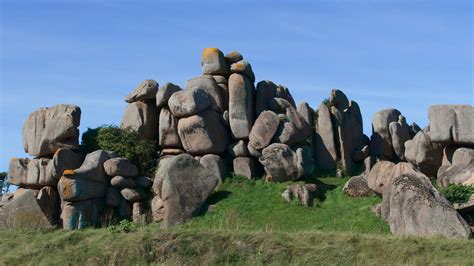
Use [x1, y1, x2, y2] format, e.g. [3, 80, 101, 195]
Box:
[4, 104, 84, 228]
[120, 79, 160, 141]
[104, 158, 152, 223]
[314, 90, 367, 176]
[58, 150, 113, 229]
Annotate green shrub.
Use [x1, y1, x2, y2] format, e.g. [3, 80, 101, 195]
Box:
[81, 125, 159, 177]
[81, 127, 101, 153]
[107, 219, 136, 233]
[322, 98, 333, 107]
[440, 184, 474, 204]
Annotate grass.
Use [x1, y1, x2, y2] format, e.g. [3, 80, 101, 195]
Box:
[0, 175, 472, 265]
[181, 176, 388, 234]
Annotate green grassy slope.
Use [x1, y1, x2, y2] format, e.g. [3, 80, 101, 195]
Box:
[0, 176, 472, 265]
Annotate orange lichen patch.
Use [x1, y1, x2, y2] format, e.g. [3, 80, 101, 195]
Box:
[202, 47, 220, 62]
[59, 178, 74, 199]
[232, 62, 245, 71]
[63, 169, 75, 176]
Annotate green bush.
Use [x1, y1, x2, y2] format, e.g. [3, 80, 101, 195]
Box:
[81, 126, 159, 177]
[107, 219, 136, 233]
[440, 184, 474, 204]
[81, 127, 101, 153]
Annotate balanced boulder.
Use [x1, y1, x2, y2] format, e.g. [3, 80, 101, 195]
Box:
[201, 48, 229, 76]
[249, 111, 280, 149]
[168, 87, 211, 118]
[404, 128, 444, 177]
[22, 104, 81, 156]
[370, 108, 401, 159]
[156, 82, 181, 108]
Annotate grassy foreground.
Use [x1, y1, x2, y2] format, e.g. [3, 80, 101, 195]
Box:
[0, 176, 473, 265]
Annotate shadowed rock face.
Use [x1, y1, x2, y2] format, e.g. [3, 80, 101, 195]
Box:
[381, 174, 471, 239]
[22, 104, 81, 157]
[157, 154, 218, 228]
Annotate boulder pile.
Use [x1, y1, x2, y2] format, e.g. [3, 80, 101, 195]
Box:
[1, 48, 473, 238]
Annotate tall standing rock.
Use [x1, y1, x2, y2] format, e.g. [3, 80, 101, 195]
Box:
[124, 79, 158, 103]
[22, 104, 81, 156]
[177, 110, 230, 155]
[315, 103, 337, 171]
[389, 115, 411, 161]
[370, 108, 401, 160]
[159, 107, 182, 148]
[201, 48, 229, 76]
[120, 102, 159, 140]
[329, 89, 349, 111]
[228, 73, 255, 139]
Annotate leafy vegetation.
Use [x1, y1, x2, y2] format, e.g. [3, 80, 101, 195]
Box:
[81, 126, 159, 176]
[440, 184, 474, 204]
[108, 219, 137, 233]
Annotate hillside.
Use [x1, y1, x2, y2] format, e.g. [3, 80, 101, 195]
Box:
[1, 176, 473, 265]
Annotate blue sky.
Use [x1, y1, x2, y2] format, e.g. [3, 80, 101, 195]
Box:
[1, 0, 472, 171]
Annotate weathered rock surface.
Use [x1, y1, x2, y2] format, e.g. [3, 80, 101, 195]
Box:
[315, 103, 337, 171]
[104, 158, 138, 177]
[329, 89, 349, 111]
[67, 150, 111, 183]
[297, 102, 315, 129]
[259, 143, 300, 182]
[0, 188, 58, 229]
[22, 104, 81, 156]
[437, 147, 474, 187]
[135, 176, 152, 188]
[295, 146, 315, 178]
[120, 188, 146, 202]
[178, 110, 230, 155]
[200, 154, 226, 185]
[255, 80, 296, 116]
[233, 157, 257, 179]
[228, 73, 255, 139]
[157, 154, 218, 227]
[168, 88, 211, 118]
[186, 76, 226, 112]
[230, 60, 255, 82]
[282, 184, 317, 207]
[368, 161, 424, 195]
[110, 176, 136, 189]
[370, 108, 401, 159]
[343, 175, 373, 197]
[61, 198, 105, 230]
[58, 176, 108, 202]
[389, 115, 411, 161]
[404, 129, 444, 177]
[381, 174, 471, 239]
[249, 111, 280, 149]
[159, 107, 182, 148]
[120, 102, 159, 140]
[125, 79, 158, 103]
[428, 105, 474, 145]
[156, 82, 181, 108]
[225, 50, 243, 65]
[201, 48, 229, 76]
[272, 98, 312, 146]
[228, 140, 249, 157]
